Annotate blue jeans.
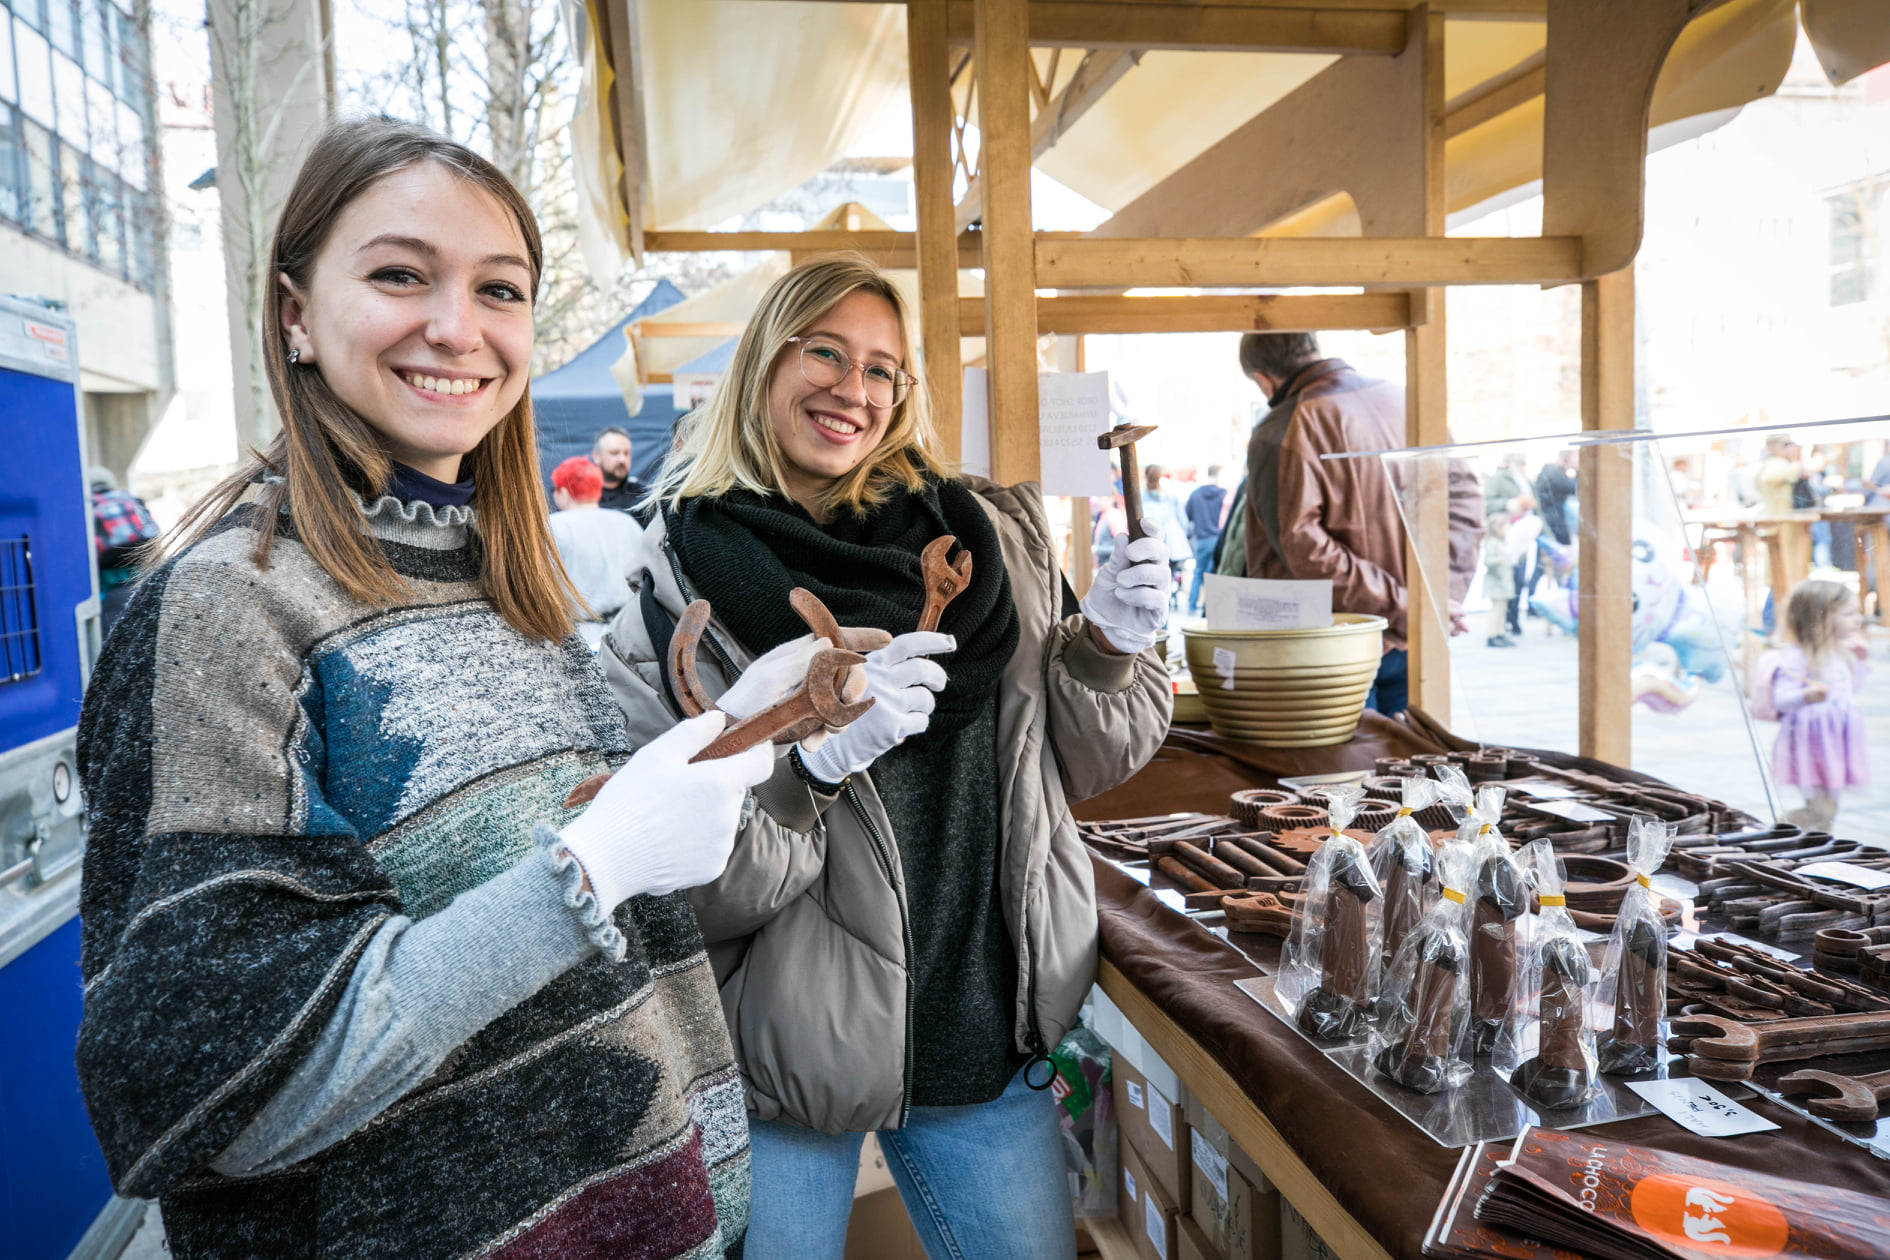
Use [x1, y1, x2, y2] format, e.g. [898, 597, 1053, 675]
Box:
[1187, 534, 1219, 613]
[1367, 648, 1408, 716]
[744, 1069, 1077, 1260]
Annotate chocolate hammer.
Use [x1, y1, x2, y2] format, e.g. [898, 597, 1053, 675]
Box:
[1096, 422, 1159, 541]
[1775, 1067, 1890, 1123]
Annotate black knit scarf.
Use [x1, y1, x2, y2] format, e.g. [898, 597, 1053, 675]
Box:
[665, 478, 1019, 738]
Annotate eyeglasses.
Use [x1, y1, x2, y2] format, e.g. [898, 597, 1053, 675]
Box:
[786, 337, 913, 409]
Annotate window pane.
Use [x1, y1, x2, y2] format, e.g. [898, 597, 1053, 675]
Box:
[14, 1, 45, 36]
[85, 71, 111, 160]
[0, 17, 16, 106]
[82, 0, 109, 81]
[114, 6, 141, 99]
[0, 108, 21, 224]
[89, 162, 121, 274]
[46, 0, 74, 59]
[15, 20, 53, 128]
[22, 117, 59, 241]
[114, 95, 140, 188]
[51, 48, 83, 146]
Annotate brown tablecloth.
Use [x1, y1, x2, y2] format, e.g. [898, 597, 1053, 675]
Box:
[1095, 859, 1890, 1258]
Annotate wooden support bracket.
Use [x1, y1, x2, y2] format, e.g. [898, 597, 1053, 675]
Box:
[958, 292, 1416, 335]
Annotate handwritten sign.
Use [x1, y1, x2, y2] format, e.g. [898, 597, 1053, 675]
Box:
[1037, 371, 1115, 497]
[1794, 861, 1890, 891]
[1626, 1079, 1779, 1138]
[1203, 574, 1333, 631]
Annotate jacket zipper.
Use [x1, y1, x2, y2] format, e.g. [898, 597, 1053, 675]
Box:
[844, 781, 916, 1128]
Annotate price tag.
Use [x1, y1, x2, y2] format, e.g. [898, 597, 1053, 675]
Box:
[1126, 1081, 1144, 1112]
[1626, 1078, 1780, 1137]
[1794, 861, 1890, 891]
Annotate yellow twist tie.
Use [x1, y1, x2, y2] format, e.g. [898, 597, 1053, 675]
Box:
[1540, 894, 1566, 907]
[1329, 827, 1344, 840]
[1636, 873, 1651, 889]
[1441, 887, 1466, 904]
[1397, 807, 1413, 817]
[1478, 823, 1493, 836]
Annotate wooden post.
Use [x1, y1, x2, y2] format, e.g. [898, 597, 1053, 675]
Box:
[908, 0, 963, 461]
[1579, 267, 1634, 765]
[1403, 6, 1450, 723]
[975, 0, 1041, 484]
[1071, 333, 1095, 597]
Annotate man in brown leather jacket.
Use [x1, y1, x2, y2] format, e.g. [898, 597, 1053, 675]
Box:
[1238, 332, 1480, 714]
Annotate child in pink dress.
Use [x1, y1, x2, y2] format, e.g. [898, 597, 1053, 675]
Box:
[1772, 579, 1869, 831]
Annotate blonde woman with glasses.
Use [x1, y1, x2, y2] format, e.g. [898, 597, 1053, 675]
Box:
[600, 255, 1173, 1258]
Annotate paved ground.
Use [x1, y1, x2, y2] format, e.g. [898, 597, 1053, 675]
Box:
[1437, 589, 1889, 844]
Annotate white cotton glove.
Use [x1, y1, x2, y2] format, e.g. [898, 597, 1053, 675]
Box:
[716, 633, 823, 721]
[557, 711, 773, 911]
[1081, 518, 1169, 654]
[796, 631, 954, 784]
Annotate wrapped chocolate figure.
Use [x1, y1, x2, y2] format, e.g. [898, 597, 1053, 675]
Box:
[1463, 786, 1522, 1055]
[1372, 843, 1475, 1093]
[1597, 818, 1678, 1075]
[1504, 840, 1602, 1110]
[1277, 788, 1383, 1042]
[1368, 776, 1440, 976]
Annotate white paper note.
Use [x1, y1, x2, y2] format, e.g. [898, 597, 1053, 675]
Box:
[1125, 1081, 1145, 1112]
[1203, 574, 1333, 631]
[1625, 1078, 1780, 1137]
[1147, 1086, 1175, 1149]
[1212, 646, 1237, 691]
[960, 366, 991, 478]
[1191, 1130, 1229, 1200]
[1123, 1167, 1138, 1204]
[1794, 861, 1890, 891]
[1505, 782, 1577, 800]
[1146, 1194, 1169, 1259]
[1036, 372, 1115, 497]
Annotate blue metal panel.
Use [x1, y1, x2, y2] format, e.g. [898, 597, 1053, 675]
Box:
[0, 917, 112, 1260]
[0, 362, 92, 752]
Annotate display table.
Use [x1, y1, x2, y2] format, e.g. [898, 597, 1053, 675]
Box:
[1082, 718, 1890, 1260]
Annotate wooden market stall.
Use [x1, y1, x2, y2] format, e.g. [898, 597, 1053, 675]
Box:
[568, 3, 1890, 1255]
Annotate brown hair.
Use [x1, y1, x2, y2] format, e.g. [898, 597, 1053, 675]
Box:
[155, 118, 575, 641]
[1783, 578, 1853, 676]
[652, 254, 951, 517]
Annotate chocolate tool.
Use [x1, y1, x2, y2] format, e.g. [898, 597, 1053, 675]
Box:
[916, 535, 973, 632]
[1672, 1010, 1890, 1080]
[1511, 936, 1596, 1109]
[1775, 1067, 1890, 1123]
[1096, 422, 1159, 541]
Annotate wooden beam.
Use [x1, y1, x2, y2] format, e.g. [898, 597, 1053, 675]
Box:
[1542, 0, 1693, 278]
[1578, 266, 1634, 765]
[958, 292, 1415, 334]
[910, 0, 965, 462]
[976, 0, 1041, 485]
[945, 2, 1408, 53]
[593, 0, 648, 266]
[1037, 236, 1582, 288]
[1099, 961, 1395, 1260]
[1404, 6, 1450, 723]
[642, 229, 985, 270]
[635, 321, 745, 338]
[1444, 50, 1544, 139]
[956, 47, 1140, 230]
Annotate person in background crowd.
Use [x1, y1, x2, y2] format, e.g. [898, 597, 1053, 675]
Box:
[1768, 579, 1869, 832]
[605, 254, 1171, 1260]
[1142, 462, 1193, 613]
[72, 119, 807, 1260]
[1482, 512, 1516, 648]
[1185, 463, 1227, 614]
[87, 466, 162, 636]
[1864, 446, 1890, 507]
[591, 424, 645, 513]
[1482, 452, 1535, 637]
[1755, 435, 1800, 516]
[1797, 447, 1831, 568]
[1237, 332, 1481, 716]
[1534, 449, 1577, 547]
[549, 454, 644, 648]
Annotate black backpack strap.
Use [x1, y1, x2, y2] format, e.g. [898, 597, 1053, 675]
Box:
[639, 569, 684, 718]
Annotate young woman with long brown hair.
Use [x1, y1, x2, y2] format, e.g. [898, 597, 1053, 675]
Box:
[599, 255, 1173, 1258]
[73, 119, 819, 1259]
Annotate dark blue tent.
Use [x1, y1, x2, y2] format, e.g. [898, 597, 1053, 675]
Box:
[533, 280, 687, 492]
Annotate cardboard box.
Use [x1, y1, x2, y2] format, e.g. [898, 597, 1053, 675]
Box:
[1114, 1057, 1190, 1213]
[1121, 1140, 1180, 1260]
[1178, 1211, 1222, 1260]
[845, 1136, 924, 1260]
[1280, 1198, 1341, 1260]
[1183, 1094, 1282, 1260]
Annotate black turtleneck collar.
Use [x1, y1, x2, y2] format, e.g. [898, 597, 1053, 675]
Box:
[389, 463, 476, 508]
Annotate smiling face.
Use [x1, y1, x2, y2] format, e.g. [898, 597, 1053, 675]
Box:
[765, 288, 904, 519]
[278, 162, 534, 482]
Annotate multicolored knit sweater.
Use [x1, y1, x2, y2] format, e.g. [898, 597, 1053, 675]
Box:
[75, 494, 748, 1259]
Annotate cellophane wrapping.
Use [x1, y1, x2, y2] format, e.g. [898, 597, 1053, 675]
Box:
[1595, 817, 1678, 1076]
[1369, 776, 1441, 984]
[1499, 839, 1601, 1109]
[1463, 785, 1525, 1055]
[1432, 764, 1474, 827]
[1370, 841, 1476, 1093]
[1277, 787, 1382, 1042]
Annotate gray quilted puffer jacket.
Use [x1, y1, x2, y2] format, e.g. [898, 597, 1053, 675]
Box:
[598, 477, 1172, 1133]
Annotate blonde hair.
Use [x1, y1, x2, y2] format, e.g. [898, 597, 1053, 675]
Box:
[1783, 578, 1853, 675]
[651, 255, 952, 517]
[156, 118, 577, 643]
